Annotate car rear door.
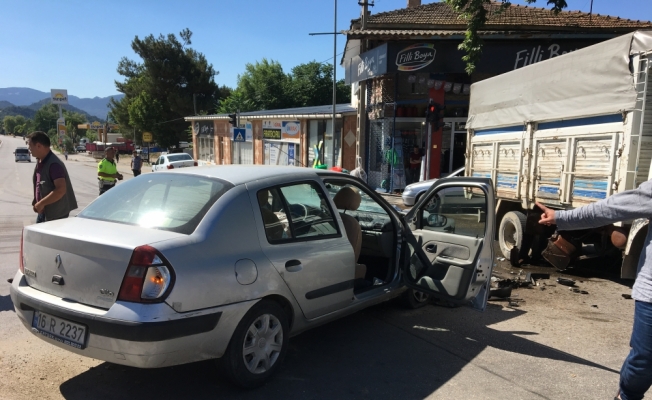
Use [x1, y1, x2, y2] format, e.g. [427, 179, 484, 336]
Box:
[401, 177, 495, 311]
[249, 180, 355, 320]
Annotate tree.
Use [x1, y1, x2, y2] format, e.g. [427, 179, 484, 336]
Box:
[3, 116, 17, 134]
[445, 0, 568, 74]
[216, 89, 254, 114]
[110, 29, 220, 148]
[236, 59, 289, 111]
[286, 62, 350, 108]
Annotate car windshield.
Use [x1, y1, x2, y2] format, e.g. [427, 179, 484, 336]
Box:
[77, 174, 232, 234]
[168, 154, 193, 162]
[15, 149, 29, 153]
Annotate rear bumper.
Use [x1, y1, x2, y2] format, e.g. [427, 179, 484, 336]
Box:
[10, 272, 257, 368]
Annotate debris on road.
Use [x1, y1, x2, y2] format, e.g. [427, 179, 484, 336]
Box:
[557, 277, 576, 287]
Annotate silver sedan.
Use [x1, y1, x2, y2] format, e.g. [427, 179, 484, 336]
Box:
[402, 167, 465, 206]
[10, 165, 494, 388]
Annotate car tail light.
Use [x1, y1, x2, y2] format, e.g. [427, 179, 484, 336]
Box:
[19, 229, 24, 274]
[117, 245, 175, 303]
[167, 164, 174, 169]
[193, 161, 198, 166]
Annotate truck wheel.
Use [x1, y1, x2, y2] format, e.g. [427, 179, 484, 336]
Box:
[499, 211, 527, 262]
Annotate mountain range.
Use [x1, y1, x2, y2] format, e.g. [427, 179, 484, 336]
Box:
[0, 87, 124, 120]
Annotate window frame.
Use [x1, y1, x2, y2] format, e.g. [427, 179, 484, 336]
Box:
[257, 180, 342, 245]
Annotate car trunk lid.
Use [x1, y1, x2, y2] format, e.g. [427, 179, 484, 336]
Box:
[22, 217, 183, 309]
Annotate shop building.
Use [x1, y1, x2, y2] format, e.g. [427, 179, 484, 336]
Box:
[185, 104, 357, 169]
[342, 0, 652, 191]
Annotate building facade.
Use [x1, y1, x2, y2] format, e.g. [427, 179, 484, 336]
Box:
[185, 104, 358, 170]
[342, 0, 652, 191]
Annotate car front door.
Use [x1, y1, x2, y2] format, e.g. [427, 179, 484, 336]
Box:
[401, 177, 495, 311]
[250, 180, 355, 320]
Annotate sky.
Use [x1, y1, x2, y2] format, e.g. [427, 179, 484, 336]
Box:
[1, 0, 650, 99]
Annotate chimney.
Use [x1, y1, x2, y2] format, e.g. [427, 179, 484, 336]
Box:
[407, 0, 421, 7]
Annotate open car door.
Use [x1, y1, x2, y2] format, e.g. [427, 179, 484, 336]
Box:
[401, 177, 495, 311]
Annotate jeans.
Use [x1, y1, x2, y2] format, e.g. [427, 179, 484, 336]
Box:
[132, 169, 141, 177]
[36, 213, 45, 224]
[99, 182, 115, 196]
[620, 300, 652, 400]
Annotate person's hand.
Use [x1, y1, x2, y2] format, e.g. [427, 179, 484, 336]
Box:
[536, 202, 556, 225]
[34, 202, 45, 214]
[117, 173, 124, 181]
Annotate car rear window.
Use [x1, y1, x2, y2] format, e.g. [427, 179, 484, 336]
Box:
[15, 149, 29, 154]
[168, 154, 193, 162]
[77, 174, 232, 234]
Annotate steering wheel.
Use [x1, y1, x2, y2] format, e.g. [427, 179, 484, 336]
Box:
[288, 203, 309, 220]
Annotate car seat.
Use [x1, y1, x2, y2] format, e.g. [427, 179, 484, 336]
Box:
[333, 187, 366, 280]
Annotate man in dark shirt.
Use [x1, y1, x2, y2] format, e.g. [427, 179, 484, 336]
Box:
[131, 150, 142, 177]
[408, 146, 422, 184]
[27, 131, 78, 223]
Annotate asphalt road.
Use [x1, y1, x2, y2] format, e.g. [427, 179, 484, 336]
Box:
[0, 134, 637, 399]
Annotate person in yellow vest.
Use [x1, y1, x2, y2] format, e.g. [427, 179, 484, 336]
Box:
[97, 147, 123, 195]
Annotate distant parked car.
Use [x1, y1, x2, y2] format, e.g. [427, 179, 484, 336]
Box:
[152, 153, 197, 172]
[75, 145, 86, 152]
[402, 167, 465, 206]
[14, 147, 31, 162]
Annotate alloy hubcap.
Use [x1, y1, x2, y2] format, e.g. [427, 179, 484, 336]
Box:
[242, 313, 283, 374]
[413, 290, 429, 303]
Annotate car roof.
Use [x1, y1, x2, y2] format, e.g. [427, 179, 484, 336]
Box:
[164, 165, 343, 186]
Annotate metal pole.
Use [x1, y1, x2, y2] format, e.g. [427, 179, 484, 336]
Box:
[332, 0, 337, 167]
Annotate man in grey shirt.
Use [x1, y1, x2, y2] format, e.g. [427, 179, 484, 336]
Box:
[537, 181, 652, 400]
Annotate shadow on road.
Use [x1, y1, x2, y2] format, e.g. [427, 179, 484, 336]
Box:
[0, 294, 14, 313]
[58, 300, 619, 400]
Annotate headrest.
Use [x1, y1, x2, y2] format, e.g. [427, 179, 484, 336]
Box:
[333, 187, 361, 211]
[257, 190, 269, 205]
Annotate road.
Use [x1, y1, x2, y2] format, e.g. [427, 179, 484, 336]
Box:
[0, 134, 637, 399]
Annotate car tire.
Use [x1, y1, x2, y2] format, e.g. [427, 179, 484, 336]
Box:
[400, 288, 431, 309]
[498, 211, 527, 263]
[220, 300, 289, 388]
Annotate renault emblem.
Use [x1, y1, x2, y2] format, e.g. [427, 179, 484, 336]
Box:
[55, 254, 62, 269]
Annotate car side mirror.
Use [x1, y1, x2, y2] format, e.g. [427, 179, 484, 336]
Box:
[427, 213, 448, 227]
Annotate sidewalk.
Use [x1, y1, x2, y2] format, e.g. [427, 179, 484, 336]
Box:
[58, 150, 150, 178]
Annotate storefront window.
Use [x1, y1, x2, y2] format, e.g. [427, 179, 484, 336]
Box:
[307, 119, 342, 168]
[198, 136, 214, 163]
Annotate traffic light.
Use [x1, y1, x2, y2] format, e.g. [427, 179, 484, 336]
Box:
[228, 113, 237, 127]
[425, 101, 444, 130]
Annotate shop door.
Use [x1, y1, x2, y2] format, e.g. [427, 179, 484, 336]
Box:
[443, 118, 467, 177]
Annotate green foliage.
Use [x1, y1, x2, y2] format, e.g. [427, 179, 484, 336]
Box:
[237, 59, 289, 111]
[86, 130, 98, 142]
[110, 29, 220, 148]
[445, 0, 568, 74]
[3, 116, 17, 134]
[286, 62, 350, 108]
[217, 60, 351, 114]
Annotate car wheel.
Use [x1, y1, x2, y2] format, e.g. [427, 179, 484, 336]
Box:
[400, 288, 431, 309]
[498, 211, 527, 264]
[221, 300, 289, 388]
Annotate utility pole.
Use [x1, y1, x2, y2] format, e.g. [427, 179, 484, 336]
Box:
[332, 0, 337, 166]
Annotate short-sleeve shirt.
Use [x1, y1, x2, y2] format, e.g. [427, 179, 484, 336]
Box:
[131, 155, 142, 170]
[35, 151, 65, 202]
[409, 153, 421, 169]
[98, 158, 118, 182]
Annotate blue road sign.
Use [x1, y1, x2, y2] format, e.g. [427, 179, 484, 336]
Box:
[233, 128, 246, 142]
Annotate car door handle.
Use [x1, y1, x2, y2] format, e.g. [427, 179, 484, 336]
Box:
[425, 244, 437, 253]
[285, 259, 303, 272]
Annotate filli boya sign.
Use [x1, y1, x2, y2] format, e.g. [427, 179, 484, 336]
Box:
[193, 121, 215, 136]
[395, 44, 436, 72]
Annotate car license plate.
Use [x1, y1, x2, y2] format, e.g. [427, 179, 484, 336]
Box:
[31, 311, 87, 349]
